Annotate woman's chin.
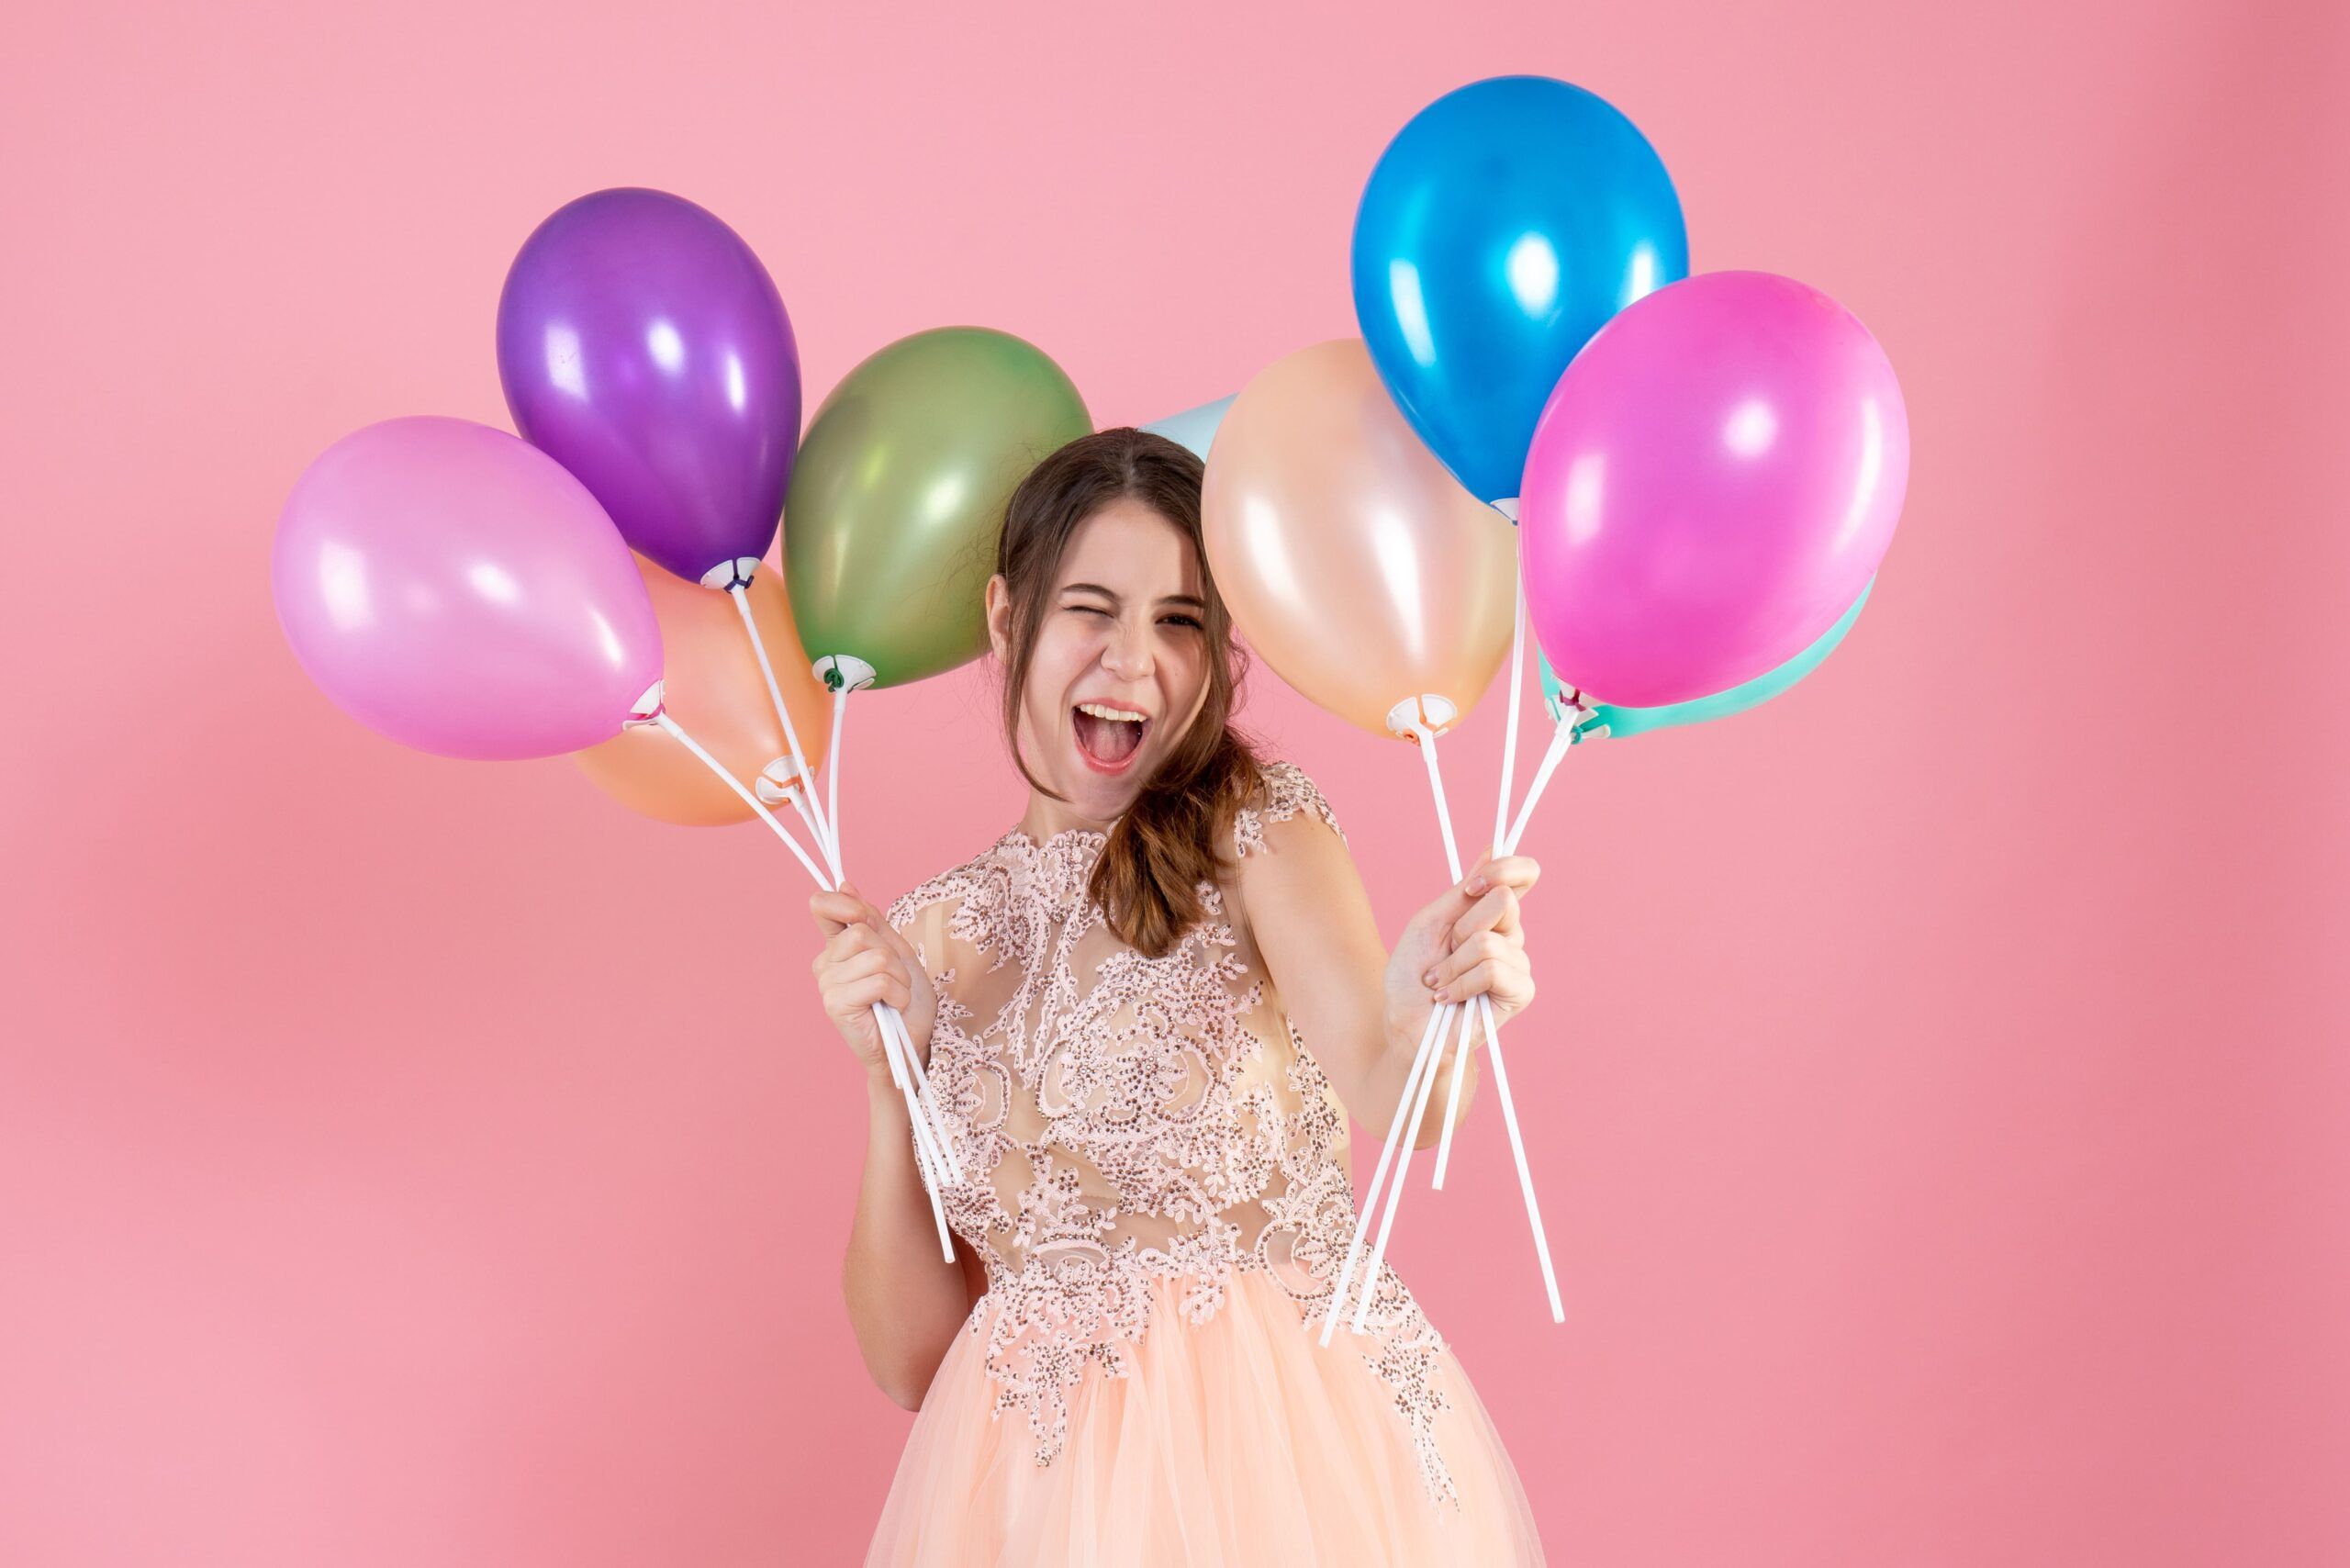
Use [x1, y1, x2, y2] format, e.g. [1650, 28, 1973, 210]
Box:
[1054, 741, 1152, 816]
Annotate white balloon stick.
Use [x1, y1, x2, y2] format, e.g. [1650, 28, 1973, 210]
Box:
[1351, 1000, 1474, 1334]
[1319, 998, 1455, 1347]
[654, 709, 957, 1259]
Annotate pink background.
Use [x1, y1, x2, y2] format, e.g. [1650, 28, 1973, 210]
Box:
[5, 2, 2344, 1563]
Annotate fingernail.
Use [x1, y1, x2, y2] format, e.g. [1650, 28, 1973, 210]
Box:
[1433, 987, 1449, 1002]
[1423, 969, 1438, 986]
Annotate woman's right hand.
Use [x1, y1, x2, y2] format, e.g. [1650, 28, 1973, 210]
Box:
[810, 882, 937, 1079]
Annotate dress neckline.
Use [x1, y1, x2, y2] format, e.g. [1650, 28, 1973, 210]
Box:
[994, 823, 1110, 915]
[998, 823, 1113, 853]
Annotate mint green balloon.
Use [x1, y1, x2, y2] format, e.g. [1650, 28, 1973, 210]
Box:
[784, 327, 1091, 689]
[1139, 393, 1234, 459]
[1541, 579, 1874, 740]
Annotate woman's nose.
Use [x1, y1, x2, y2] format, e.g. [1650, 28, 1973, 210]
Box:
[1102, 617, 1153, 678]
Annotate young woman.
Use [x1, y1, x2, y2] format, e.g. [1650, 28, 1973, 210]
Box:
[811, 428, 1548, 1563]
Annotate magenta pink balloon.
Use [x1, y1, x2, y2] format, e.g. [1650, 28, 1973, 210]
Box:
[273, 416, 664, 760]
[1520, 270, 1908, 709]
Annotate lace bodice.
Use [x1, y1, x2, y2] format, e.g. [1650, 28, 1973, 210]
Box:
[886, 761, 1460, 1506]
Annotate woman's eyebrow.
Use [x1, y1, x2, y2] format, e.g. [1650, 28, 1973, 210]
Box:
[1059, 582, 1205, 610]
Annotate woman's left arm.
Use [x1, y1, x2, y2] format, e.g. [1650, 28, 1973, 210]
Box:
[1237, 811, 1539, 1148]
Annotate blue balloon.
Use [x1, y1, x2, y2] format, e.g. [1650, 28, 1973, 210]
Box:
[1542, 580, 1874, 740]
[1352, 76, 1688, 504]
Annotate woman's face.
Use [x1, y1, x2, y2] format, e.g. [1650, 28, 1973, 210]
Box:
[988, 498, 1214, 826]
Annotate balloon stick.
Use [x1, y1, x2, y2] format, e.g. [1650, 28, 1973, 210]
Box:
[1351, 999, 1475, 1333]
[827, 688, 847, 854]
[1411, 721, 1564, 1323]
[867, 989, 958, 1259]
[728, 583, 838, 868]
[1319, 998, 1457, 1346]
[648, 707, 960, 1258]
[1473, 987, 1563, 1321]
[810, 654, 878, 900]
[797, 655, 959, 1182]
[655, 710, 831, 888]
[1503, 716, 1578, 857]
[879, 1005, 962, 1182]
[1435, 562, 1528, 1189]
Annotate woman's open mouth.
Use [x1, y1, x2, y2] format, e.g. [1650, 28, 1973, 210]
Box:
[1071, 701, 1150, 774]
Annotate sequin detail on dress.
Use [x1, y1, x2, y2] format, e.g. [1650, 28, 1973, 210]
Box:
[885, 761, 1461, 1507]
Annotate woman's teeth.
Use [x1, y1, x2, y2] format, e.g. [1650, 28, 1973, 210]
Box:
[1071, 703, 1147, 767]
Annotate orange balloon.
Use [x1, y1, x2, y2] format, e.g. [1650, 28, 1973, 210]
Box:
[1203, 339, 1516, 740]
[573, 557, 831, 826]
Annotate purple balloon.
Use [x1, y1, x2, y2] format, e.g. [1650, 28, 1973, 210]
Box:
[1520, 270, 1908, 709]
[497, 187, 800, 586]
[273, 416, 665, 760]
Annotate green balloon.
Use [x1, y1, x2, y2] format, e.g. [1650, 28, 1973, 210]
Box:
[784, 327, 1091, 689]
[1540, 578, 1874, 740]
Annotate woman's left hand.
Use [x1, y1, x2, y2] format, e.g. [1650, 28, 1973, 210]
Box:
[1382, 851, 1541, 1045]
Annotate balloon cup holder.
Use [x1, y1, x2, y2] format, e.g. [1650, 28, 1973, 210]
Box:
[756, 756, 812, 806]
[814, 655, 877, 695]
[1385, 693, 1459, 741]
[1541, 681, 1597, 738]
[699, 558, 764, 591]
[622, 681, 667, 729]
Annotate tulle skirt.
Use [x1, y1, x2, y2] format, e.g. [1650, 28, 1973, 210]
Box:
[864, 1269, 1546, 1565]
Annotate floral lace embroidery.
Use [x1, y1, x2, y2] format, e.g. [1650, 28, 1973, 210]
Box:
[885, 761, 1460, 1507]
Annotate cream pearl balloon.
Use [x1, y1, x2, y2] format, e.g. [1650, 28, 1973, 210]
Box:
[1203, 339, 1516, 740]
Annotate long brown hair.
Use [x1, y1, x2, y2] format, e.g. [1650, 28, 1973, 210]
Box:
[995, 427, 1262, 958]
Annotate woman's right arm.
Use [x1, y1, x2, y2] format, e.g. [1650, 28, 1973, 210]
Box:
[811, 884, 982, 1411]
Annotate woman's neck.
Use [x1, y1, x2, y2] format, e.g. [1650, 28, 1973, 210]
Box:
[1017, 789, 1125, 842]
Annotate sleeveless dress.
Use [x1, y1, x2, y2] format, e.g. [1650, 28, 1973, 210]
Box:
[868, 761, 1546, 1565]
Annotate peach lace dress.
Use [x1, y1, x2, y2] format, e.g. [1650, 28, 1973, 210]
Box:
[867, 762, 1545, 1565]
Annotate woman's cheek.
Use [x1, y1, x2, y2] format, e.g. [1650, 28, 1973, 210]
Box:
[1031, 626, 1092, 692]
[1182, 658, 1211, 717]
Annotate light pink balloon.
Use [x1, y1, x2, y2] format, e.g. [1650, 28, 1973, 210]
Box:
[273, 416, 664, 760]
[1520, 270, 1908, 709]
